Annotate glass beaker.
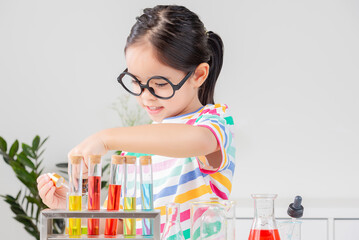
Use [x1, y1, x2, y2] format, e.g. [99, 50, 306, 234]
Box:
[161, 203, 185, 240]
[191, 198, 236, 240]
[200, 205, 227, 239]
[248, 194, 281, 240]
[277, 220, 301, 240]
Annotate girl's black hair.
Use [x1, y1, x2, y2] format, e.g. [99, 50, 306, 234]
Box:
[125, 5, 224, 105]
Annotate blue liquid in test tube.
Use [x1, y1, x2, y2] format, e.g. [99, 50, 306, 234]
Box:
[140, 156, 154, 237]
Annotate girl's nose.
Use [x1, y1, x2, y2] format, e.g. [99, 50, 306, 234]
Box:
[141, 87, 157, 100]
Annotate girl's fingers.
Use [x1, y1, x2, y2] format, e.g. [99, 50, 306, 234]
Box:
[44, 185, 56, 203]
[37, 175, 51, 190]
[37, 173, 48, 183]
[39, 181, 53, 200]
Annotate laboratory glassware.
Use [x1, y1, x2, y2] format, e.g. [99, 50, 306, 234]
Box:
[140, 155, 154, 237]
[104, 155, 124, 236]
[161, 202, 185, 240]
[191, 198, 236, 240]
[200, 205, 227, 239]
[124, 155, 137, 237]
[278, 196, 304, 240]
[47, 173, 69, 189]
[248, 194, 281, 240]
[87, 155, 102, 235]
[67, 155, 83, 237]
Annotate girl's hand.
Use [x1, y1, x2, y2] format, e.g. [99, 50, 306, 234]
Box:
[67, 131, 109, 178]
[37, 174, 67, 209]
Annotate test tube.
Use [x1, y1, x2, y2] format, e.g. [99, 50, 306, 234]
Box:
[104, 155, 124, 236]
[140, 156, 154, 237]
[87, 155, 102, 236]
[68, 155, 83, 237]
[124, 156, 137, 237]
[81, 178, 88, 235]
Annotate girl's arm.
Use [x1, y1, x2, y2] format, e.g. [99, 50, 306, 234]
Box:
[69, 123, 220, 168]
[103, 124, 218, 157]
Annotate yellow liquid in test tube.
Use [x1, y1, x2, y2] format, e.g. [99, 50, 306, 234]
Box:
[124, 197, 136, 237]
[68, 195, 82, 237]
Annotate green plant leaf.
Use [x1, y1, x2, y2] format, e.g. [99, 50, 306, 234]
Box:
[37, 149, 45, 160]
[9, 140, 19, 158]
[101, 181, 108, 189]
[22, 143, 36, 159]
[35, 159, 44, 170]
[22, 192, 27, 205]
[32, 136, 40, 151]
[17, 152, 36, 169]
[56, 162, 68, 168]
[0, 136, 7, 152]
[26, 196, 41, 205]
[38, 136, 49, 150]
[10, 203, 26, 216]
[1, 135, 61, 239]
[0, 152, 11, 165]
[30, 203, 34, 218]
[16, 190, 22, 200]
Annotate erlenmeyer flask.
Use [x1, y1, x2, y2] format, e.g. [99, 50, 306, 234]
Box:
[248, 194, 281, 240]
[161, 203, 185, 240]
[200, 206, 227, 239]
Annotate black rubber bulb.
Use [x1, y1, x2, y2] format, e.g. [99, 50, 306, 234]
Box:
[287, 196, 304, 218]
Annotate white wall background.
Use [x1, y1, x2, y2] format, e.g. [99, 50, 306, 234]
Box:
[1, 0, 358, 238]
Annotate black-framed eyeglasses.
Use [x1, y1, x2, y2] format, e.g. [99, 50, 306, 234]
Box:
[117, 68, 193, 99]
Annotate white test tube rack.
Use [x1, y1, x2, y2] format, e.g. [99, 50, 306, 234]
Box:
[40, 209, 161, 240]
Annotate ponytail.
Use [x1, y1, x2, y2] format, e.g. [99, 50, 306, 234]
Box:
[198, 31, 224, 105]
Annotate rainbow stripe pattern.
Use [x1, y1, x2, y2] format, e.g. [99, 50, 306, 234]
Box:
[128, 103, 235, 239]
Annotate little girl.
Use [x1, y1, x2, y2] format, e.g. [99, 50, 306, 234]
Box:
[37, 5, 236, 239]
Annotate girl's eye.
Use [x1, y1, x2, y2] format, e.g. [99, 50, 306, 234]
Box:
[155, 83, 168, 87]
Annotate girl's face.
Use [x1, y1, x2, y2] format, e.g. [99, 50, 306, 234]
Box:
[125, 41, 203, 122]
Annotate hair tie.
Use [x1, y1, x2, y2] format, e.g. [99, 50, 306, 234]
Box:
[205, 29, 209, 37]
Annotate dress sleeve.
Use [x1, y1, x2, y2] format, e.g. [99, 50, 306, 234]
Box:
[187, 104, 236, 173]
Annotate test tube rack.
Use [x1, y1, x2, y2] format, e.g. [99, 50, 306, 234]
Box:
[40, 209, 161, 240]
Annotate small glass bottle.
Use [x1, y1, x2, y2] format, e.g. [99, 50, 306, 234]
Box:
[68, 155, 83, 237]
[123, 156, 137, 237]
[140, 156, 154, 237]
[248, 194, 281, 240]
[47, 173, 69, 189]
[87, 155, 102, 236]
[161, 202, 184, 240]
[105, 155, 124, 236]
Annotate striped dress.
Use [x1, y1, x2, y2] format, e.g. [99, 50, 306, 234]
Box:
[126, 103, 236, 239]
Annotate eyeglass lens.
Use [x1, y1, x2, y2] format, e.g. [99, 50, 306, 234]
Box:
[120, 74, 175, 98]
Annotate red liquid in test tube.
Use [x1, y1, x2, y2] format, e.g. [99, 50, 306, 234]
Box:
[87, 155, 102, 236]
[105, 184, 122, 235]
[104, 155, 124, 236]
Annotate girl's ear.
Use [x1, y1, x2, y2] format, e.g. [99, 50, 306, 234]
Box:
[191, 63, 210, 88]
